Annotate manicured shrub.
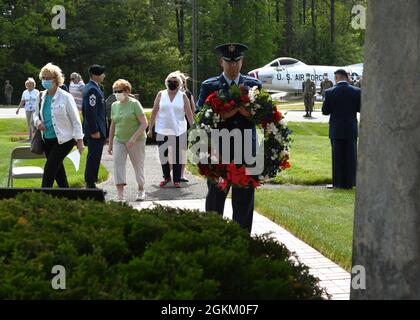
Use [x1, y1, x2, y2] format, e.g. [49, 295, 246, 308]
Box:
[0, 192, 327, 299]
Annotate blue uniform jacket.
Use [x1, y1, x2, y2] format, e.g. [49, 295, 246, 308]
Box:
[82, 80, 107, 138]
[322, 82, 361, 139]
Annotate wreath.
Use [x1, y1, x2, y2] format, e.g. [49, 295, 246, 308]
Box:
[189, 84, 291, 191]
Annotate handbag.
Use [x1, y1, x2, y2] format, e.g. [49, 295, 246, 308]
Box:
[30, 129, 44, 155]
[30, 91, 45, 155]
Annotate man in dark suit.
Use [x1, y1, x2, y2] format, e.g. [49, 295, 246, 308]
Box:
[322, 69, 361, 189]
[82, 65, 107, 189]
[196, 43, 262, 234]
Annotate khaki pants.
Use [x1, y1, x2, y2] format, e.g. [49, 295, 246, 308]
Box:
[26, 110, 35, 140]
[113, 139, 146, 187]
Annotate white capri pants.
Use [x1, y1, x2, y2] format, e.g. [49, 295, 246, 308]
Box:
[113, 139, 146, 187]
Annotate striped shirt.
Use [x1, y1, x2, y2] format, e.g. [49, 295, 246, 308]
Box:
[69, 81, 85, 110]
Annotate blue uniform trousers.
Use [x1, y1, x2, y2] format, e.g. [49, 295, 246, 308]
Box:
[85, 137, 105, 188]
[205, 180, 255, 234]
[331, 138, 357, 189]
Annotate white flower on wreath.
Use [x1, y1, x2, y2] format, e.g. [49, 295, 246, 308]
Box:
[199, 152, 210, 159]
[267, 123, 279, 135]
[210, 155, 219, 163]
[205, 110, 213, 118]
[280, 150, 289, 158]
[248, 86, 259, 103]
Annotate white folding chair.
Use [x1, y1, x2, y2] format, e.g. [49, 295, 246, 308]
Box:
[7, 146, 45, 187]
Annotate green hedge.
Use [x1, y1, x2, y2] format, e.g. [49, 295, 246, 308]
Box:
[0, 193, 326, 299]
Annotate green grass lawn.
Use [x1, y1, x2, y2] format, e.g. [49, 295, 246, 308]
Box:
[271, 122, 332, 185]
[255, 188, 355, 271]
[0, 119, 108, 188]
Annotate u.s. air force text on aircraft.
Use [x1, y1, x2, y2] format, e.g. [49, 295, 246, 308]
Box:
[276, 72, 325, 83]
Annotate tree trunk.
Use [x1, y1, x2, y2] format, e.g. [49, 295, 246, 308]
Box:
[311, 0, 316, 61]
[303, 0, 307, 24]
[175, 0, 185, 55]
[284, 0, 293, 55]
[351, 0, 420, 299]
[330, 0, 335, 43]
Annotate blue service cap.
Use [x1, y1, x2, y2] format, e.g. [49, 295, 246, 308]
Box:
[215, 43, 248, 61]
[88, 64, 106, 76]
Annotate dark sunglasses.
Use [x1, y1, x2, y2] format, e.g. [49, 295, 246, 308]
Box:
[113, 90, 124, 94]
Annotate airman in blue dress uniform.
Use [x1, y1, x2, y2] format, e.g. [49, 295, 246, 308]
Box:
[197, 43, 262, 234]
[322, 69, 361, 189]
[82, 64, 107, 189]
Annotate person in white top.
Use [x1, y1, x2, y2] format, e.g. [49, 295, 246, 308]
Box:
[16, 78, 40, 141]
[33, 63, 84, 188]
[148, 71, 194, 188]
[69, 72, 85, 111]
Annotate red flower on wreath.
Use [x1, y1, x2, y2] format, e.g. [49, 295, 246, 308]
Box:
[218, 178, 229, 191]
[198, 164, 211, 177]
[227, 163, 256, 187]
[274, 110, 282, 123]
[205, 92, 217, 104]
[241, 95, 250, 104]
[280, 161, 291, 170]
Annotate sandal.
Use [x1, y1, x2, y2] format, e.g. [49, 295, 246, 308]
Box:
[173, 182, 182, 188]
[159, 178, 171, 187]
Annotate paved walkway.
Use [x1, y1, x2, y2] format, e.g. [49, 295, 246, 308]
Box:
[98, 144, 351, 300]
[99, 144, 208, 202]
[0, 108, 25, 119]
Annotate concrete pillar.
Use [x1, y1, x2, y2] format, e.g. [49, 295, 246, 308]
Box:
[351, 0, 420, 299]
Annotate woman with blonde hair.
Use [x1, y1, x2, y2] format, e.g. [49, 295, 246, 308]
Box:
[16, 77, 39, 141]
[148, 71, 194, 188]
[33, 63, 84, 188]
[108, 79, 148, 202]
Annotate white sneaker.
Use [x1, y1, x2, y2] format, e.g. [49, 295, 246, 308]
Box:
[113, 195, 126, 203]
[135, 191, 146, 201]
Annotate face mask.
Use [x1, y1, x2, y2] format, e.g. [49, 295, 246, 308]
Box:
[42, 80, 53, 90]
[115, 93, 126, 102]
[167, 82, 178, 91]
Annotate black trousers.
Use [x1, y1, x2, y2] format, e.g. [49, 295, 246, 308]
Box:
[205, 180, 255, 234]
[157, 134, 186, 183]
[85, 137, 105, 188]
[42, 138, 75, 188]
[331, 138, 357, 189]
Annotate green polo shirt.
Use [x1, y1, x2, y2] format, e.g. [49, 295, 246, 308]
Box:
[111, 97, 145, 142]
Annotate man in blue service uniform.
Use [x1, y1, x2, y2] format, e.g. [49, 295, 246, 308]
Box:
[322, 69, 361, 189]
[82, 64, 107, 189]
[197, 43, 262, 234]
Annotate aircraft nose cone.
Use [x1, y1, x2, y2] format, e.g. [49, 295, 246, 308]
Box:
[248, 70, 259, 79]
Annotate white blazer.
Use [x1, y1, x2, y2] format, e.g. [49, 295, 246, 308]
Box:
[33, 88, 84, 144]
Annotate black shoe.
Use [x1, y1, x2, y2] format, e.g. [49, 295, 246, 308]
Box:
[180, 178, 189, 183]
